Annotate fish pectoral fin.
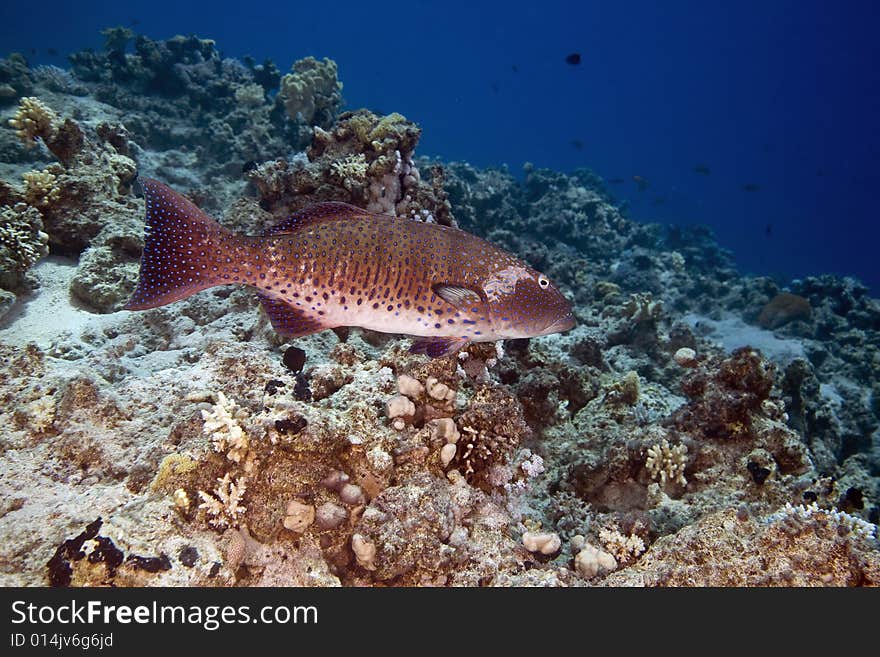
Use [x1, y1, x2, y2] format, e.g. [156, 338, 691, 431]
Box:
[258, 294, 333, 338]
[409, 336, 470, 359]
[431, 283, 483, 308]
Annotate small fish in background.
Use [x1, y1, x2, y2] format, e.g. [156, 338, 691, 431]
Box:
[125, 179, 575, 359]
[765, 223, 773, 237]
[633, 175, 649, 191]
[241, 160, 258, 175]
[490, 81, 500, 94]
[570, 139, 584, 150]
[511, 64, 519, 73]
[742, 183, 760, 192]
[652, 196, 667, 206]
[565, 53, 581, 65]
[607, 177, 625, 184]
[47, 47, 59, 57]
[29, 48, 37, 56]
[130, 18, 141, 26]
[693, 164, 711, 175]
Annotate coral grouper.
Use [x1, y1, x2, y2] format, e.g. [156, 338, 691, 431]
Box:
[125, 179, 575, 357]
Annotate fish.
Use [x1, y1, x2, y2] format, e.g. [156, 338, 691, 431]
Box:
[565, 53, 581, 65]
[570, 139, 584, 150]
[632, 175, 649, 191]
[125, 179, 576, 358]
[742, 183, 760, 192]
[693, 164, 710, 175]
[607, 178, 625, 184]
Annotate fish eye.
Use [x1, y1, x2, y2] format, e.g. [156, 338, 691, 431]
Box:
[538, 276, 549, 288]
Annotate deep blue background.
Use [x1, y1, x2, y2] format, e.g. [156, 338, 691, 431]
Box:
[3, 1, 878, 293]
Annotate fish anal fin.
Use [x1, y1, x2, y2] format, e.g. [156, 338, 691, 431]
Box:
[431, 283, 483, 308]
[258, 293, 333, 338]
[409, 336, 470, 359]
[265, 202, 371, 236]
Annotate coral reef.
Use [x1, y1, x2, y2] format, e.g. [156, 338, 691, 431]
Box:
[0, 28, 877, 588]
[249, 109, 454, 224]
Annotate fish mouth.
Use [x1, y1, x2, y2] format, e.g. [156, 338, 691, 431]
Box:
[544, 312, 576, 334]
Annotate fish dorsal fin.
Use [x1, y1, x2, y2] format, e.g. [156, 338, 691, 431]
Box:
[431, 283, 484, 308]
[265, 202, 369, 236]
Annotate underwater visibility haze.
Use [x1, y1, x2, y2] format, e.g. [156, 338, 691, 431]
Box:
[0, 0, 877, 587]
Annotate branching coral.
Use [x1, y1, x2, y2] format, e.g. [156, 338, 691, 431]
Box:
[8, 96, 58, 145]
[645, 439, 687, 486]
[598, 526, 646, 565]
[198, 473, 248, 530]
[8, 96, 87, 165]
[22, 169, 60, 208]
[0, 203, 49, 290]
[330, 153, 368, 190]
[201, 391, 251, 467]
[278, 56, 342, 128]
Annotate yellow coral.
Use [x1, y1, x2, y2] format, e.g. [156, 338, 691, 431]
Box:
[330, 153, 368, 189]
[152, 453, 198, 492]
[279, 56, 342, 125]
[22, 169, 59, 208]
[8, 96, 58, 146]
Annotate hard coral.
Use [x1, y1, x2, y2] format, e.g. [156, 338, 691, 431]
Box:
[758, 292, 811, 329]
[452, 385, 530, 488]
[278, 56, 342, 128]
[0, 202, 49, 290]
[672, 347, 775, 440]
[9, 96, 58, 146]
[249, 109, 454, 224]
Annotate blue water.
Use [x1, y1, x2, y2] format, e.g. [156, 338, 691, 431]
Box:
[4, 1, 879, 293]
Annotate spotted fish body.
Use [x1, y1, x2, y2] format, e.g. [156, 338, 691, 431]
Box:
[125, 179, 575, 357]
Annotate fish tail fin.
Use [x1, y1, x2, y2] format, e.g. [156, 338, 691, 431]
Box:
[124, 178, 239, 310]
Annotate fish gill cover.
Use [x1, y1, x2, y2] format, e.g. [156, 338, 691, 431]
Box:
[0, 4, 877, 588]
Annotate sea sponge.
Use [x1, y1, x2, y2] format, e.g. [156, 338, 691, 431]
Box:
[0, 202, 49, 290]
[278, 56, 342, 127]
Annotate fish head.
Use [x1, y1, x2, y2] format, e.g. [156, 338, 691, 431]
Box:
[482, 264, 575, 338]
